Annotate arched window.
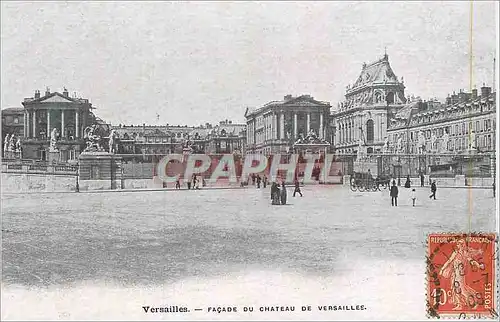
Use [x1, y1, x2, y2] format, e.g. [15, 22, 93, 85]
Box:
[367, 147, 373, 154]
[366, 119, 374, 142]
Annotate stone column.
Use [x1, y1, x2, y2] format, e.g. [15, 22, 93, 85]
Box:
[24, 111, 27, 137]
[320, 112, 324, 139]
[75, 110, 80, 138]
[280, 113, 284, 140]
[47, 109, 51, 139]
[32, 110, 37, 139]
[294, 112, 298, 138]
[61, 109, 65, 139]
[306, 112, 310, 133]
[273, 113, 277, 140]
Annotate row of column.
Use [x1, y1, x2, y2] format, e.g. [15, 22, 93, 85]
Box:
[337, 115, 360, 144]
[23, 109, 80, 139]
[257, 111, 325, 144]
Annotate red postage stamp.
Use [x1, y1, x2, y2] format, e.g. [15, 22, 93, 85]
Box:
[427, 233, 497, 319]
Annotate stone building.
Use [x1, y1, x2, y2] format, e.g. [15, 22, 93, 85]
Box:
[112, 120, 245, 160]
[245, 94, 332, 155]
[2, 107, 24, 139]
[21, 88, 95, 162]
[387, 85, 496, 155]
[112, 124, 196, 159]
[332, 54, 407, 155]
[189, 120, 246, 155]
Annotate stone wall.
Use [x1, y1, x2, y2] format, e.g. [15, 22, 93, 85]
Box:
[1, 172, 77, 193]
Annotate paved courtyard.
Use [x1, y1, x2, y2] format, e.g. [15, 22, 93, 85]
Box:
[1, 185, 497, 320]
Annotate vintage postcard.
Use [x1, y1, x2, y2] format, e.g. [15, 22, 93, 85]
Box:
[1, 1, 499, 321]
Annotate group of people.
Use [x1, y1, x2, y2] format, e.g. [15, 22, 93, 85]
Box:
[390, 175, 438, 207]
[173, 175, 206, 190]
[247, 173, 268, 188]
[270, 180, 303, 205]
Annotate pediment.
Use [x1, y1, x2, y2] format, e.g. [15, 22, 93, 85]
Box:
[40, 94, 74, 103]
[283, 97, 328, 107]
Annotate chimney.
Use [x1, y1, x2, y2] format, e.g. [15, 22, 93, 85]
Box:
[458, 91, 468, 103]
[480, 84, 491, 98]
[471, 87, 478, 99]
[445, 94, 451, 105]
[229, 120, 232, 124]
[45, 87, 50, 96]
[34, 90, 40, 99]
[63, 87, 69, 97]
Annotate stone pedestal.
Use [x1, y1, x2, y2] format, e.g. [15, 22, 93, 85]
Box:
[48, 151, 60, 164]
[78, 152, 123, 191]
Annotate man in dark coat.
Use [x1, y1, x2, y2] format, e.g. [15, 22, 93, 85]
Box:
[420, 173, 425, 187]
[429, 181, 437, 200]
[293, 179, 303, 197]
[390, 180, 399, 206]
[280, 181, 287, 205]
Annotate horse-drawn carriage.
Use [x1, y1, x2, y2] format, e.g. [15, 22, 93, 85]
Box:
[349, 172, 391, 192]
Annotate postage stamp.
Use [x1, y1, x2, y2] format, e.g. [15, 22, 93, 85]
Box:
[426, 233, 498, 319]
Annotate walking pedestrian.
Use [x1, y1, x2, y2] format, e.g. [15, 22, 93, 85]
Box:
[429, 181, 437, 200]
[492, 179, 495, 198]
[420, 173, 425, 187]
[280, 181, 287, 205]
[175, 178, 181, 189]
[256, 175, 261, 188]
[390, 180, 399, 206]
[411, 188, 416, 207]
[263, 175, 267, 188]
[293, 179, 303, 197]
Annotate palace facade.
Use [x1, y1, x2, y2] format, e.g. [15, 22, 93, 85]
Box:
[112, 120, 245, 160]
[387, 85, 496, 154]
[21, 88, 96, 161]
[332, 54, 407, 155]
[245, 94, 333, 155]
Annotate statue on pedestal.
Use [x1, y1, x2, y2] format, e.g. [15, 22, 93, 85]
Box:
[15, 137, 22, 157]
[8, 134, 16, 153]
[108, 129, 117, 154]
[83, 124, 104, 152]
[4, 134, 10, 154]
[49, 128, 60, 152]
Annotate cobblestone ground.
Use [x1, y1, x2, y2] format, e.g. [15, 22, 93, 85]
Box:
[1, 185, 497, 320]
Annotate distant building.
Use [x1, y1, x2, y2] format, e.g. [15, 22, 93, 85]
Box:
[245, 94, 332, 155]
[387, 85, 496, 155]
[112, 120, 245, 161]
[112, 124, 196, 160]
[189, 120, 246, 155]
[2, 107, 24, 139]
[332, 54, 407, 155]
[21, 88, 95, 161]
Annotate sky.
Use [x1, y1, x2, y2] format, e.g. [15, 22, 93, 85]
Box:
[1, 1, 498, 126]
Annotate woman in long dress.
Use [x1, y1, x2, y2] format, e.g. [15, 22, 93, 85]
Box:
[439, 239, 484, 310]
[270, 182, 280, 205]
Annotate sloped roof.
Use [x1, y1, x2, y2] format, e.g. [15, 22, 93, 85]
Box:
[1, 107, 24, 114]
[247, 95, 330, 116]
[351, 54, 400, 89]
[23, 92, 90, 105]
[394, 101, 418, 120]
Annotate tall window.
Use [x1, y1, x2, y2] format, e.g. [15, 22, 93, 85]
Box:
[366, 119, 374, 142]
